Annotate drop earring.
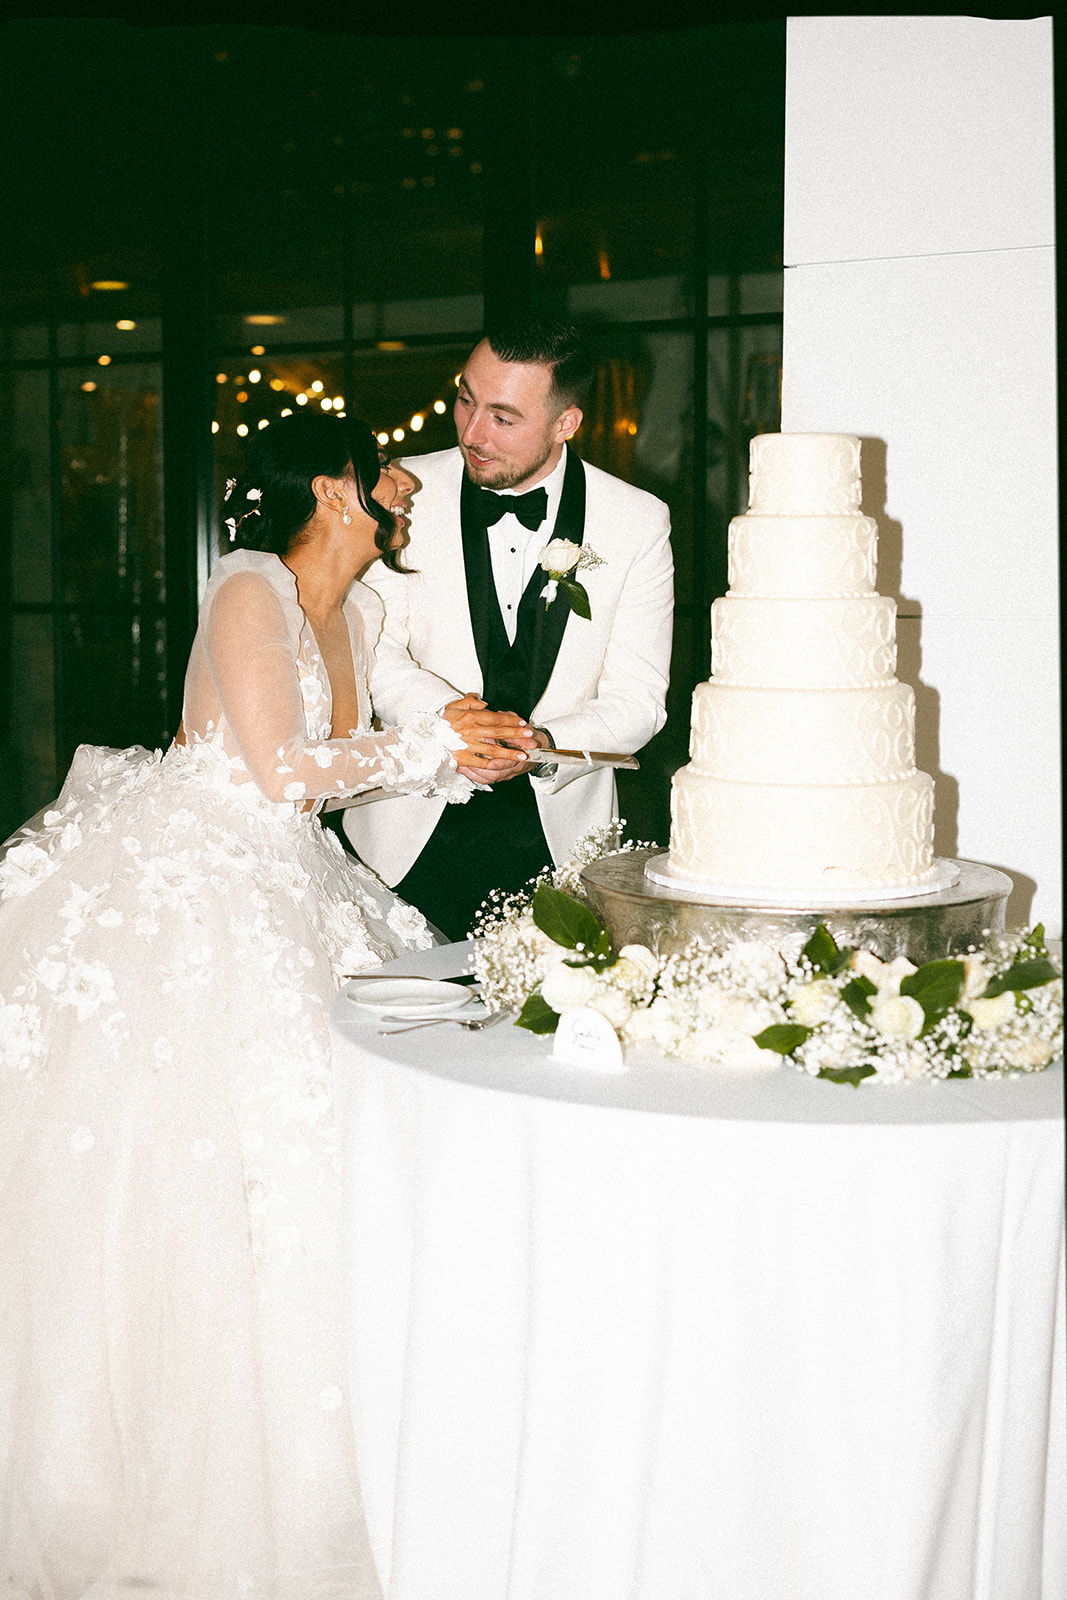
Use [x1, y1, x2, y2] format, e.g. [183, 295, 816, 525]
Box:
[340, 501, 352, 525]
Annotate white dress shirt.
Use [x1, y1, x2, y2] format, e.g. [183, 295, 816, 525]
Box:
[485, 452, 568, 645]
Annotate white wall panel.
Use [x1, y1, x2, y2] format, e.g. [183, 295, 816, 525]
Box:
[785, 16, 1054, 264]
[782, 15, 1059, 933]
[781, 249, 1057, 620]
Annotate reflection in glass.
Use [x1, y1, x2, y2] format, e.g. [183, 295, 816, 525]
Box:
[58, 365, 164, 607]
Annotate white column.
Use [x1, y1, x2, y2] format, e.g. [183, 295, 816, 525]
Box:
[782, 15, 1059, 933]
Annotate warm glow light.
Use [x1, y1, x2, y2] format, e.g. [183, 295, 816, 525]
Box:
[269, 378, 285, 391]
[392, 427, 405, 442]
[377, 341, 406, 352]
[377, 432, 389, 446]
[628, 422, 638, 435]
[598, 250, 611, 281]
[296, 393, 308, 406]
[244, 314, 287, 326]
[311, 381, 324, 394]
[535, 229, 543, 257]
[248, 369, 261, 383]
[90, 280, 128, 291]
[237, 391, 248, 403]
[454, 374, 461, 385]
[250, 345, 266, 355]
[258, 418, 269, 429]
[433, 399, 447, 415]
[321, 398, 333, 410]
[216, 372, 228, 384]
[81, 381, 97, 392]
[237, 423, 249, 436]
[333, 396, 343, 408]
[97, 354, 111, 366]
[410, 414, 424, 431]
[280, 408, 293, 417]
[116, 319, 136, 331]
[211, 421, 219, 433]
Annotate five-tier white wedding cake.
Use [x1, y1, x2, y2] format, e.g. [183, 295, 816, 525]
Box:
[662, 432, 940, 903]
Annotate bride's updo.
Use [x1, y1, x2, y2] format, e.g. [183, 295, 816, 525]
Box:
[222, 413, 409, 571]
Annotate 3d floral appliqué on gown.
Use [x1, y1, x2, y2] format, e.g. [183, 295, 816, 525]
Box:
[0, 551, 471, 1599]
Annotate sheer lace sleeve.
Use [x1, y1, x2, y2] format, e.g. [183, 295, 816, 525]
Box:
[200, 568, 471, 805]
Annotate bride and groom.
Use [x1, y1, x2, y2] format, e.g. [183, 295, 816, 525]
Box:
[0, 318, 672, 1595]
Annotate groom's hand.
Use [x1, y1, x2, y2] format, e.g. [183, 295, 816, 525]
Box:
[462, 726, 553, 785]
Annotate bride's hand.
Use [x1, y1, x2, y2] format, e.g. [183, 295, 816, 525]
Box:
[443, 695, 538, 759]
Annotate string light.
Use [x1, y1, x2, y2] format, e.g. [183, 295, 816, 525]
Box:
[410, 414, 424, 431]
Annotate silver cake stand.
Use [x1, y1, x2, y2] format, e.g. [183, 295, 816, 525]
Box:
[580, 850, 1013, 966]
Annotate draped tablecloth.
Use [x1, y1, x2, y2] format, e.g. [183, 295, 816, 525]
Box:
[330, 942, 1065, 1600]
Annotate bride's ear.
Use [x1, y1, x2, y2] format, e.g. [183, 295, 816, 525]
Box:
[311, 474, 343, 512]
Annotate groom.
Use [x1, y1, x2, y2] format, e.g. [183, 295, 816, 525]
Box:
[344, 319, 674, 941]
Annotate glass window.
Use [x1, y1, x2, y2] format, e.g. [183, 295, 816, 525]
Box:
[57, 364, 164, 607]
[5, 369, 52, 604]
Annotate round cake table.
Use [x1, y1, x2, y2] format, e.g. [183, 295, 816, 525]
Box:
[330, 943, 1064, 1600]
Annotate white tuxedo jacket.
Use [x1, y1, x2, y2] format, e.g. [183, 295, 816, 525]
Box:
[343, 446, 673, 886]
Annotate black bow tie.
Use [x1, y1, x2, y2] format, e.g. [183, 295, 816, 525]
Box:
[475, 484, 548, 532]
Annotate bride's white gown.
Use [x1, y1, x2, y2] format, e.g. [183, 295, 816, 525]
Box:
[0, 551, 470, 1599]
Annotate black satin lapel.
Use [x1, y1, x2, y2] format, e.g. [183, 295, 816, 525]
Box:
[526, 447, 587, 712]
[460, 471, 497, 688]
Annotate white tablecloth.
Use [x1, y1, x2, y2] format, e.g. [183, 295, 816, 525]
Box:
[331, 942, 1065, 1600]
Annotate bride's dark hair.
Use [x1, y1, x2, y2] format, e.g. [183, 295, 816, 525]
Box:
[222, 412, 410, 571]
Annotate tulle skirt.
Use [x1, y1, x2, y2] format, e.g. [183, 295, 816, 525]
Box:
[0, 743, 431, 1599]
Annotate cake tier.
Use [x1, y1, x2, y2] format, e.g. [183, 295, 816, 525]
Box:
[711, 595, 897, 688]
[728, 513, 877, 597]
[747, 434, 862, 517]
[668, 769, 936, 894]
[688, 682, 917, 785]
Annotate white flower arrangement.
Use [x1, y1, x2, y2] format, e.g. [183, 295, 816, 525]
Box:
[470, 831, 1063, 1086]
[537, 540, 605, 616]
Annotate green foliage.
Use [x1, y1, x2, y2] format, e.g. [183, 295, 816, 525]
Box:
[899, 959, 966, 1034]
[754, 1022, 813, 1055]
[982, 957, 1060, 998]
[802, 925, 853, 975]
[841, 976, 875, 1020]
[515, 991, 560, 1034]
[531, 883, 612, 966]
[558, 578, 591, 620]
[817, 1063, 877, 1087]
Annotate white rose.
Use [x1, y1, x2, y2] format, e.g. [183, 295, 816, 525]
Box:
[617, 943, 659, 977]
[588, 985, 633, 1030]
[790, 979, 838, 1027]
[717, 995, 776, 1036]
[1000, 1035, 1055, 1069]
[965, 991, 1016, 1030]
[540, 960, 601, 1013]
[850, 949, 887, 986]
[961, 952, 992, 1001]
[870, 993, 925, 1040]
[539, 539, 582, 574]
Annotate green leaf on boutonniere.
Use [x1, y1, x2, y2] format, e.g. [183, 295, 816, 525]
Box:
[557, 578, 591, 619]
[981, 957, 1060, 997]
[516, 991, 560, 1034]
[802, 924, 853, 975]
[531, 882, 609, 959]
[818, 1062, 877, 1087]
[754, 1022, 813, 1055]
[899, 959, 965, 1031]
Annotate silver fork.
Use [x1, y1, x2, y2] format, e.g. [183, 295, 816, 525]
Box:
[378, 1011, 512, 1035]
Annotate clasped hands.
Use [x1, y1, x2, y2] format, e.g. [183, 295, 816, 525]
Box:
[443, 694, 551, 784]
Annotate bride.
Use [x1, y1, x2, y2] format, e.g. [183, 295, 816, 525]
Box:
[0, 413, 533, 1598]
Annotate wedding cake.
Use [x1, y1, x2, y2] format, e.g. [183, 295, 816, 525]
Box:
[663, 433, 939, 903]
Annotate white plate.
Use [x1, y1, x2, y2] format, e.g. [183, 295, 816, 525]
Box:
[345, 978, 474, 1017]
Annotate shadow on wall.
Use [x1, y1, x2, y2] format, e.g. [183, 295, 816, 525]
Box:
[861, 435, 961, 867]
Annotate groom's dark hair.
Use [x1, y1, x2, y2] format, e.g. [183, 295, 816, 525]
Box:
[485, 319, 594, 414]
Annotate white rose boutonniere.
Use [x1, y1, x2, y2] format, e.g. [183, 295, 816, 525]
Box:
[538, 540, 605, 618]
